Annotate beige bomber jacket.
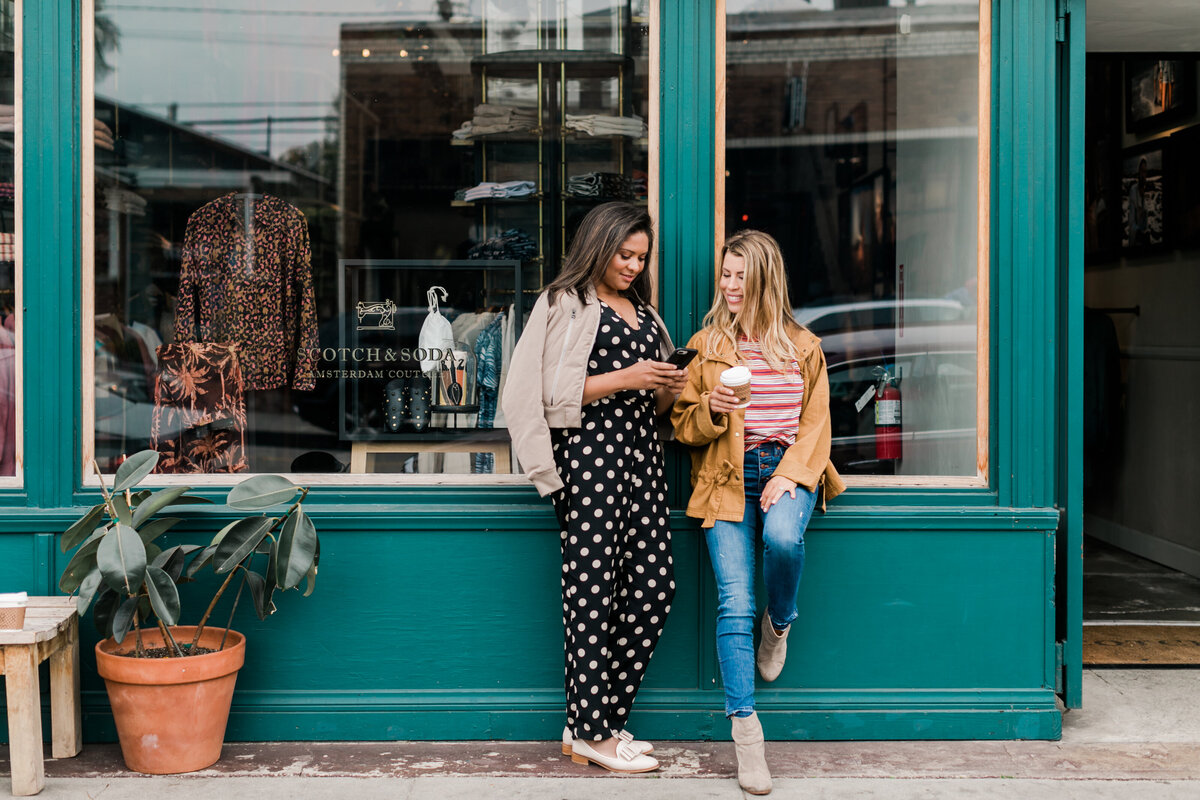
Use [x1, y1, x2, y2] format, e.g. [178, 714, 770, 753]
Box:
[501, 286, 676, 496]
[671, 325, 846, 527]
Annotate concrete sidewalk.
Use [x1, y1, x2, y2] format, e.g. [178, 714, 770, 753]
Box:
[5, 668, 1200, 798]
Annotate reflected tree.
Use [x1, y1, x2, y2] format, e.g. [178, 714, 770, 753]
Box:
[95, 0, 120, 79]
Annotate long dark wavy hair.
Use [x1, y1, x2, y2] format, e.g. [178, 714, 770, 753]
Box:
[544, 202, 655, 307]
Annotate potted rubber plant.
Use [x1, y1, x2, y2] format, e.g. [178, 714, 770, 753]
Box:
[57, 449, 320, 775]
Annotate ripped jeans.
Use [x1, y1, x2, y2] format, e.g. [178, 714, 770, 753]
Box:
[703, 441, 817, 717]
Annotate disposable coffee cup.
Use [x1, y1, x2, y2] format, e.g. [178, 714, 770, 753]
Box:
[0, 591, 28, 630]
[720, 366, 752, 409]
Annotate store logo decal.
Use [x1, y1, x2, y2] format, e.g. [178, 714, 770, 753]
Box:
[356, 299, 397, 330]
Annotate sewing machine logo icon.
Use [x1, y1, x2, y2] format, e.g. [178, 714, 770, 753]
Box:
[356, 299, 397, 331]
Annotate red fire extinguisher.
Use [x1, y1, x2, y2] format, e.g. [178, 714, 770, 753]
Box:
[874, 367, 902, 461]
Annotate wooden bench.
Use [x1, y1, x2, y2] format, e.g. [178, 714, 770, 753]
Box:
[1, 596, 82, 796]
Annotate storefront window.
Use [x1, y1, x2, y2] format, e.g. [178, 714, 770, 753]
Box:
[88, 1, 652, 478]
[0, 0, 17, 479]
[723, 0, 983, 478]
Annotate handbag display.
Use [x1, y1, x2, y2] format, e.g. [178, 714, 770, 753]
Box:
[417, 285, 454, 374]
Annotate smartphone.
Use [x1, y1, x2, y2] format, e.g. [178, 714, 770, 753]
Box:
[665, 347, 698, 369]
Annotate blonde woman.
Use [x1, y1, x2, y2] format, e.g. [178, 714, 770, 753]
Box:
[671, 230, 844, 795]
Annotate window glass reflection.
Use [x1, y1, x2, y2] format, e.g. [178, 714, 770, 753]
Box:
[92, 1, 650, 477]
[0, 0, 16, 477]
[724, 0, 980, 476]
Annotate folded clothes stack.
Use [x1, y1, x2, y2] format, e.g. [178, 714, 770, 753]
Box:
[462, 180, 538, 201]
[469, 228, 539, 262]
[564, 114, 647, 137]
[452, 103, 539, 140]
[0, 233, 13, 262]
[566, 172, 633, 200]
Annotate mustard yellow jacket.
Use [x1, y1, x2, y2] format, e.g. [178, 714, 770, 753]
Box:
[670, 325, 845, 527]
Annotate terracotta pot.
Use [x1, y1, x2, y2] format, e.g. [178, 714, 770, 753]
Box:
[95, 626, 246, 774]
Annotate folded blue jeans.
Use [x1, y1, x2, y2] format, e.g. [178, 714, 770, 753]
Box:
[704, 441, 817, 718]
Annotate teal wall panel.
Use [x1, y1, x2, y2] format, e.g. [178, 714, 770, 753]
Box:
[796, 530, 1051, 689]
[10, 512, 1058, 743]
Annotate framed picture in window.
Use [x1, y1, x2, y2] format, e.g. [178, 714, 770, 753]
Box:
[1120, 142, 1166, 253]
[1125, 58, 1196, 134]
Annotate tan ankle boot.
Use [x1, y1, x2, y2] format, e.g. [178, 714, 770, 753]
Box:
[730, 711, 772, 795]
[757, 612, 789, 682]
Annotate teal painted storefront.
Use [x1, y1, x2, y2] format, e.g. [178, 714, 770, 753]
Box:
[2, 0, 1083, 742]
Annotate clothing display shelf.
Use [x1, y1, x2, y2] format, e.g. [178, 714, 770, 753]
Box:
[455, 48, 643, 288]
[338, 259, 523, 444]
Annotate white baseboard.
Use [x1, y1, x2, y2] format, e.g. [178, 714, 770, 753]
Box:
[1085, 514, 1200, 580]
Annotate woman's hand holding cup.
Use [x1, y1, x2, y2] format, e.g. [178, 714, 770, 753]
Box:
[708, 384, 743, 415]
[710, 366, 751, 416]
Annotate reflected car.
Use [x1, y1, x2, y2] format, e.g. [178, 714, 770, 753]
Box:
[795, 300, 977, 476]
[794, 297, 967, 336]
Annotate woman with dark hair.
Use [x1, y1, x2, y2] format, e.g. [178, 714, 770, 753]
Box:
[502, 201, 687, 773]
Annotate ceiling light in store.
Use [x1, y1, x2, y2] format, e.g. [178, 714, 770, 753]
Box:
[362, 49, 371, 57]
[400, 49, 409, 57]
[331, 49, 340, 57]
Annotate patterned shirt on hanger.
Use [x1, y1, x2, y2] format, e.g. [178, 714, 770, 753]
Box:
[174, 192, 318, 391]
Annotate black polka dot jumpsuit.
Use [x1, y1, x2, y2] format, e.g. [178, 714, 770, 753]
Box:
[550, 301, 676, 742]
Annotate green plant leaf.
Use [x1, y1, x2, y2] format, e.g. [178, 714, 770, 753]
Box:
[130, 489, 152, 506]
[226, 475, 300, 510]
[210, 518, 241, 547]
[261, 546, 279, 618]
[243, 569, 276, 620]
[152, 544, 202, 582]
[112, 596, 139, 645]
[136, 517, 182, 546]
[61, 503, 105, 552]
[303, 536, 320, 597]
[164, 496, 215, 506]
[131, 486, 195, 527]
[92, 588, 120, 638]
[113, 450, 159, 492]
[58, 529, 107, 593]
[213, 516, 275, 574]
[144, 542, 163, 566]
[276, 509, 318, 591]
[145, 566, 180, 626]
[98, 524, 148, 594]
[76, 568, 104, 615]
[110, 493, 133, 526]
[186, 543, 218, 578]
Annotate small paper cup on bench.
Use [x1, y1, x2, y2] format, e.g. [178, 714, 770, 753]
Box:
[0, 591, 28, 629]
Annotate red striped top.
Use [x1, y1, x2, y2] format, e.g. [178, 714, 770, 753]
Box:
[738, 336, 804, 450]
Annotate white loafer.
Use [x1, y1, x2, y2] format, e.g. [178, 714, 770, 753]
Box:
[570, 731, 659, 773]
[562, 726, 653, 755]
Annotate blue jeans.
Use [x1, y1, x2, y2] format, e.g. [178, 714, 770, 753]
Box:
[704, 441, 818, 718]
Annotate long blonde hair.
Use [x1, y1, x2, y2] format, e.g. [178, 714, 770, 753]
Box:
[702, 229, 802, 373]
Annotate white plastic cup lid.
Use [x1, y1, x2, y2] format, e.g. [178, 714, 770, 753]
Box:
[720, 366, 751, 386]
[0, 591, 28, 607]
